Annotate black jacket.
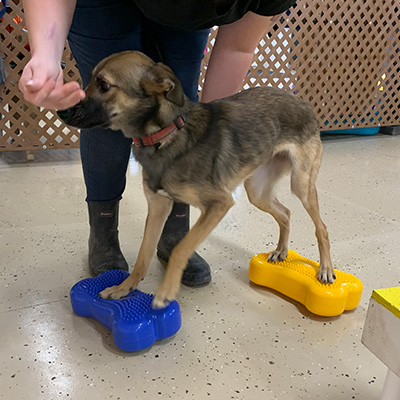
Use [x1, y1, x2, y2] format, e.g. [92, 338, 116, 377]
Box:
[134, 0, 296, 30]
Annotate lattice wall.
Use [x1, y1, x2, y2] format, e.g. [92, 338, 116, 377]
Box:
[1, 0, 399, 152]
[0, 0, 80, 151]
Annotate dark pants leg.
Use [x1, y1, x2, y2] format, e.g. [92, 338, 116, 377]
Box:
[67, 0, 211, 283]
[68, 0, 143, 202]
[69, 0, 209, 201]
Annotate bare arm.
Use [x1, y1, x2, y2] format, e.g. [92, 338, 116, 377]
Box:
[23, 0, 76, 60]
[19, 0, 84, 109]
[201, 12, 273, 103]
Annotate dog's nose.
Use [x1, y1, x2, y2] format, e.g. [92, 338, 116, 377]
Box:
[56, 108, 73, 121]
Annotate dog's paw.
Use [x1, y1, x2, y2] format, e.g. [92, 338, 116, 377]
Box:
[152, 296, 171, 310]
[152, 286, 177, 309]
[317, 265, 337, 284]
[99, 285, 132, 300]
[268, 248, 288, 263]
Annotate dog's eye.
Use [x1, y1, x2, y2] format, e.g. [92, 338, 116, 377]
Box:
[99, 80, 111, 93]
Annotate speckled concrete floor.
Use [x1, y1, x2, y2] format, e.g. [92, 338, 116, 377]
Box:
[1, 134, 399, 400]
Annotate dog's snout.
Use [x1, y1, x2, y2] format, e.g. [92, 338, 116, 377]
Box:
[57, 98, 111, 130]
[56, 108, 73, 121]
[56, 102, 86, 127]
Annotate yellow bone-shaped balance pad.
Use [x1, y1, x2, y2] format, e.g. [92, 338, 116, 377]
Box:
[249, 250, 363, 317]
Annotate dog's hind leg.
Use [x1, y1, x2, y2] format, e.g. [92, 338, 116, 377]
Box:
[100, 178, 173, 300]
[153, 194, 234, 308]
[244, 153, 292, 262]
[289, 140, 335, 284]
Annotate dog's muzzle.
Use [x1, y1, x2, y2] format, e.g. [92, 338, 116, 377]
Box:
[56, 108, 73, 121]
[56, 99, 109, 129]
[56, 104, 83, 127]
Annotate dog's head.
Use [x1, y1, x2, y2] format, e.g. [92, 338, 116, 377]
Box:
[57, 51, 186, 137]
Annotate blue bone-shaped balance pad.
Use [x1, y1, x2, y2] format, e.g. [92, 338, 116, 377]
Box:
[70, 270, 182, 351]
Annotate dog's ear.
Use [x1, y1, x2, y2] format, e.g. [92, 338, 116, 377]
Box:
[141, 63, 185, 107]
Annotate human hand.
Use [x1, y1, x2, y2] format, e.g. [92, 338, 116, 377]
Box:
[19, 56, 85, 110]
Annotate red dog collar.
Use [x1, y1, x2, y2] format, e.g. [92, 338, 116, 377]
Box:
[132, 116, 185, 148]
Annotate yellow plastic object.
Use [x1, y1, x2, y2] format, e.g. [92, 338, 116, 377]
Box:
[249, 250, 363, 317]
[371, 287, 400, 319]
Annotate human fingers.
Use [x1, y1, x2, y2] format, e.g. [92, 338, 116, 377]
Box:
[19, 57, 62, 103]
[49, 82, 85, 110]
[24, 78, 58, 105]
[27, 81, 85, 110]
[19, 64, 34, 94]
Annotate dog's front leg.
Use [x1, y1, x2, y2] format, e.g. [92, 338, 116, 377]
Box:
[153, 196, 234, 308]
[100, 179, 173, 300]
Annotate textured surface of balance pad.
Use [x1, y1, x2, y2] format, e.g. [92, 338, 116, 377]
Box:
[249, 250, 363, 317]
[70, 270, 182, 351]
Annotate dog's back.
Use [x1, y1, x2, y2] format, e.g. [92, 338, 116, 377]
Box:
[213, 86, 320, 144]
[168, 87, 321, 193]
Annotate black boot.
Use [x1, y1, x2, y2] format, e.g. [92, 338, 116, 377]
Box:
[157, 202, 211, 287]
[87, 201, 129, 276]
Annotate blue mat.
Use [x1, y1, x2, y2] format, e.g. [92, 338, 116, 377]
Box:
[70, 270, 182, 351]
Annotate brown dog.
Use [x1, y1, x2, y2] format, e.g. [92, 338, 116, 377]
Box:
[58, 51, 335, 308]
